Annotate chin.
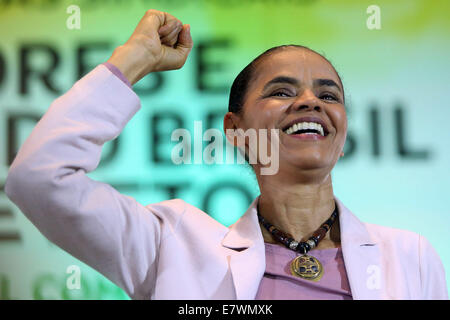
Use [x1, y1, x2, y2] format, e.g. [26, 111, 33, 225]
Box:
[295, 161, 329, 172]
[283, 155, 330, 172]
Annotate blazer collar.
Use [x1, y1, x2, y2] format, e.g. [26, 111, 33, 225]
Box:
[221, 197, 265, 299]
[221, 196, 387, 300]
[336, 198, 389, 299]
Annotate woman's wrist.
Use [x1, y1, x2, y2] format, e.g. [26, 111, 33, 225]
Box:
[103, 62, 132, 88]
[107, 44, 155, 86]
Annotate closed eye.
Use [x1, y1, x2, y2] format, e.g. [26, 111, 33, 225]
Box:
[270, 90, 294, 97]
[320, 93, 339, 102]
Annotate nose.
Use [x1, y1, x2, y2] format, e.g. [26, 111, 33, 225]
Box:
[292, 89, 322, 112]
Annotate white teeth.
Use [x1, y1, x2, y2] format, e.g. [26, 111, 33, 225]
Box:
[284, 122, 325, 136]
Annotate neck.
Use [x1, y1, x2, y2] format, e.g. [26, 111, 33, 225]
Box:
[256, 172, 341, 250]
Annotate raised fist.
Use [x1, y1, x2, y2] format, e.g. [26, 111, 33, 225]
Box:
[107, 9, 193, 85]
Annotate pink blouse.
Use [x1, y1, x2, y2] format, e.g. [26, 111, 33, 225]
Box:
[255, 242, 353, 300]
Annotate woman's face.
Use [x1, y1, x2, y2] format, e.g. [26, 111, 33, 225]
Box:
[236, 48, 347, 176]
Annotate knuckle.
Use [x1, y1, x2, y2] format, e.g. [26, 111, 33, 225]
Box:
[146, 9, 164, 18]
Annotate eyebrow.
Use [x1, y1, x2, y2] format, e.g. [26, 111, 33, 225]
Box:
[263, 76, 299, 91]
[262, 76, 342, 94]
[314, 79, 342, 93]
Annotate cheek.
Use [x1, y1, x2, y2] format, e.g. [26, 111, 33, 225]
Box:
[326, 106, 347, 155]
[242, 101, 285, 130]
[330, 106, 347, 135]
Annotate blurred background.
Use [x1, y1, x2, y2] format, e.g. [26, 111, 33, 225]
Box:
[0, 0, 449, 299]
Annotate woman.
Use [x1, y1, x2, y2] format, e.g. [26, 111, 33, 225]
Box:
[5, 10, 447, 300]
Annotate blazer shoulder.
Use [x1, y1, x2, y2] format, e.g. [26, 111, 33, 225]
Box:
[145, 198, 227, 238]
[364, 222, 447, 299]
[363, 222, 444, 272]
[362, 222, 425, 266]
[364, 221, 445, 268]
[364, 222, 421, 249]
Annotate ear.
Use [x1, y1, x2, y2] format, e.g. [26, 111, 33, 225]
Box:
[223, 112, 241, 147]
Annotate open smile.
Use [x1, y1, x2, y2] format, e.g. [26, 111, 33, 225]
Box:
[282, 116, 331, 140]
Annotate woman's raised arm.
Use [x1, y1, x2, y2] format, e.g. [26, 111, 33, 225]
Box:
[4, 10, 193, 299]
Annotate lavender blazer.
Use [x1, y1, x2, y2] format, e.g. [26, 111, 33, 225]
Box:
[5, 65, 448, 300]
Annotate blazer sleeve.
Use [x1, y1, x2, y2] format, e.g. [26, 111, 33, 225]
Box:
[4, 64, 161, 299]
[419, 235, 448, 299]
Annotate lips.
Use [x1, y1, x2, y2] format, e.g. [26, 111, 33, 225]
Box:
[282, 116, 330, 136]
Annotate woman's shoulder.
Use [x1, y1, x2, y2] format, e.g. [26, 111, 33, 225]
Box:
[362, 221, 441, 261]
[143, 198, 229, 234]
[364, 221, 421, 243]
[366, 221, 447, 298]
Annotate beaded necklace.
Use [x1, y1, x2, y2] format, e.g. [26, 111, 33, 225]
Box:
[257, 203, 338, 281]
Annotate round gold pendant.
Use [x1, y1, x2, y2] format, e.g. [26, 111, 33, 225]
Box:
[290, 254, 324, 281]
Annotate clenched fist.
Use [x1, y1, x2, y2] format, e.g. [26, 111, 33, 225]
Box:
[107, 10, 193, 85]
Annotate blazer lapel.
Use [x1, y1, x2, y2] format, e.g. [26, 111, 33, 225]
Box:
[336, 198, 388, 299]
[221, 196, 389, 300]
[221, 198, 266, 300]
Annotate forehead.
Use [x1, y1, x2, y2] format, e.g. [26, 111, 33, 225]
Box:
[251, 48, 341, 87]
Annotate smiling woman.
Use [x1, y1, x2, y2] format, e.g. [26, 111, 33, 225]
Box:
[225, 45, 347, 177]
[4, 9, 448, 300]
